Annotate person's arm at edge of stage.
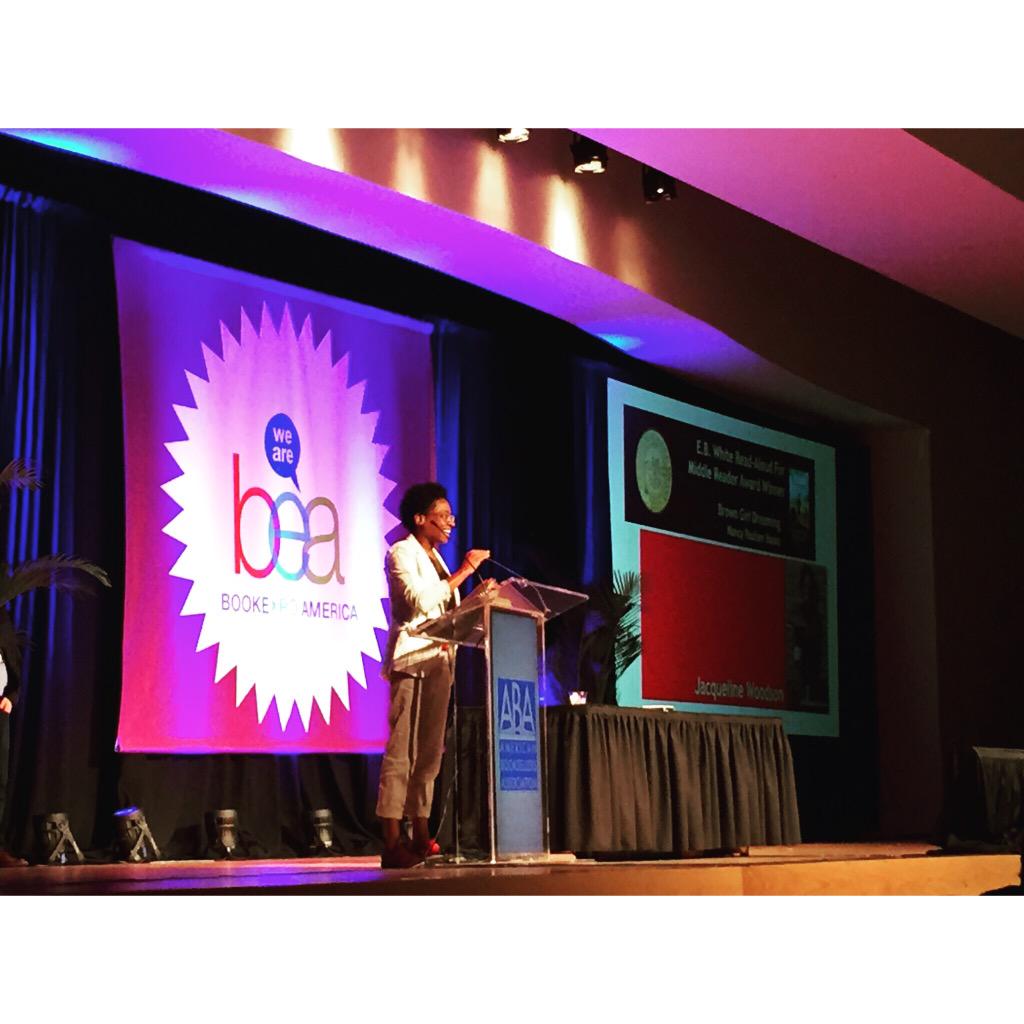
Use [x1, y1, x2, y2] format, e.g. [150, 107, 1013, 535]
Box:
[0, 655, 16, 715]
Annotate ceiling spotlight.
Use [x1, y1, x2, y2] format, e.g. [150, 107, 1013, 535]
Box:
[571, 134, 607, 174]
[642, 165, 676, 202]
[497, 128, 530, 144]
[114, 807, 161, 863]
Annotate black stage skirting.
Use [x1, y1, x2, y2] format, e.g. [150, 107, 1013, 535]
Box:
[439, 706, 801, 857]
[111, 706, 800, 861]
[545, 706, 801, 855]
[949, 746, 1024, 846]
[116, 753, 381, 860]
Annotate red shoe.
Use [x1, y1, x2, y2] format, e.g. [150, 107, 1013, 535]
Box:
[380, 842, 425, 869]
[412, 837, 441, 858]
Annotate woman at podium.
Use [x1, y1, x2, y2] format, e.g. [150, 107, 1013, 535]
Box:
[376, 482, 489, 868]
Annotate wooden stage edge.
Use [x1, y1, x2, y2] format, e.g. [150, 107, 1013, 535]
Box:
[1, 843, 1020, 895]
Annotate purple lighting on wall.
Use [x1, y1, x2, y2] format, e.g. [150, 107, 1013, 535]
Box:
[598, 334, 643, 352]
[1, 128, 769, 386]
[7, 129, 130, 165]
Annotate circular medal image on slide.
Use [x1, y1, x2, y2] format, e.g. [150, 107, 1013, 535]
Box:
[635, 429, 672, 513]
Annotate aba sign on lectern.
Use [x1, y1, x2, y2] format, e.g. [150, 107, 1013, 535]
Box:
[497, 678, 539, 790]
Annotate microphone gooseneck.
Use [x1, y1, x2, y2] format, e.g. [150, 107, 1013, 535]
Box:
[482, 555, 525, 580]
[480, 556, 551, 619]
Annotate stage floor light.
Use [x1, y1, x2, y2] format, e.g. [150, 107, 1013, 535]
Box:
[35, 812, 85, 865]
[308, 808, 340, 855]
[206, 808, 240, 859]
[114, 807, 161, 862]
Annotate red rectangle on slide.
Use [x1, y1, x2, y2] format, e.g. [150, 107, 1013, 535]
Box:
[640, 531, 787, 708]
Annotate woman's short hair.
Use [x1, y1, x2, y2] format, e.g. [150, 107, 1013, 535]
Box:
[399, 482, 448, 531]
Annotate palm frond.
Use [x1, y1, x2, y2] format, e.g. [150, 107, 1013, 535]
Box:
[612, 572, 642, 681]
[577, 571, 643, 704]
[0, 555, 111, 608]
[612, 570, 641, 599]
[0, 458, 42, 492]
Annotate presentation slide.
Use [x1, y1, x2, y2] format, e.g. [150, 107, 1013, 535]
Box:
[115, 240, 434, 753]
[608, 379, 838, 736]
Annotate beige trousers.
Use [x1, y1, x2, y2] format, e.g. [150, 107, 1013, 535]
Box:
[375, 660, 454, 820]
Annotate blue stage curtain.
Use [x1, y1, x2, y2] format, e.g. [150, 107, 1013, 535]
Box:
[571, 357, 611, 589]
[432, 320, 611, 704]
[0, 185, 124, 855]
[0, 186, 382, 859]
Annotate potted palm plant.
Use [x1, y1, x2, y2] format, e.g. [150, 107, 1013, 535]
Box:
[575, 570, 642, 706]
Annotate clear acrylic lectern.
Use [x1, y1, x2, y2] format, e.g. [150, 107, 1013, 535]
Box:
[409, 577, 587, 863]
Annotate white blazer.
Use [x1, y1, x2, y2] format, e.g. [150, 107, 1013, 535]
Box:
[380, 534, 460, 678]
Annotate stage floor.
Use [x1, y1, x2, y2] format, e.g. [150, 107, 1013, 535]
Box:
[1, 843, 1019, 895]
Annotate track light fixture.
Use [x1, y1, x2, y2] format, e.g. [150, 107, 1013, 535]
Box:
[114, 807, 161, 863]
[642, 165, 676, 202]
[571, 134, 607, 174]
[497, 128, 530, 144]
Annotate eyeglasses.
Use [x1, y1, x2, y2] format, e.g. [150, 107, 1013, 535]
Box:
[428, 512, 457, 525]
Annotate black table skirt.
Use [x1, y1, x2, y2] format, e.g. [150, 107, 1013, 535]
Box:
[974, 747, 1024, 840]
[949, 746, 1024, 846]
[546, 706, 801, 854]
[437, 705, 801, 857]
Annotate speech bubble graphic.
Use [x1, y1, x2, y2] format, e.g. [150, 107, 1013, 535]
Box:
[264, 412, 301, 491]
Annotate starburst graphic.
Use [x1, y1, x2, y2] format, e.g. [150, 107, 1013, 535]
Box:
[161, 303, 396, 730]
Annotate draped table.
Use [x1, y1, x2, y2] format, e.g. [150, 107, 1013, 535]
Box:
[438, 705, 801, 857]
[949, 746, 1024, 846]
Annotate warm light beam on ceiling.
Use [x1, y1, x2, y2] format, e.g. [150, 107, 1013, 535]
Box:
[544, 174, 587, 265]
[281, 128, 346, 173]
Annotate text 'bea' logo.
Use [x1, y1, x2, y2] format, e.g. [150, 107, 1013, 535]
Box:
[233, 414, 343, 585]
[498, 678, 537, 739]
